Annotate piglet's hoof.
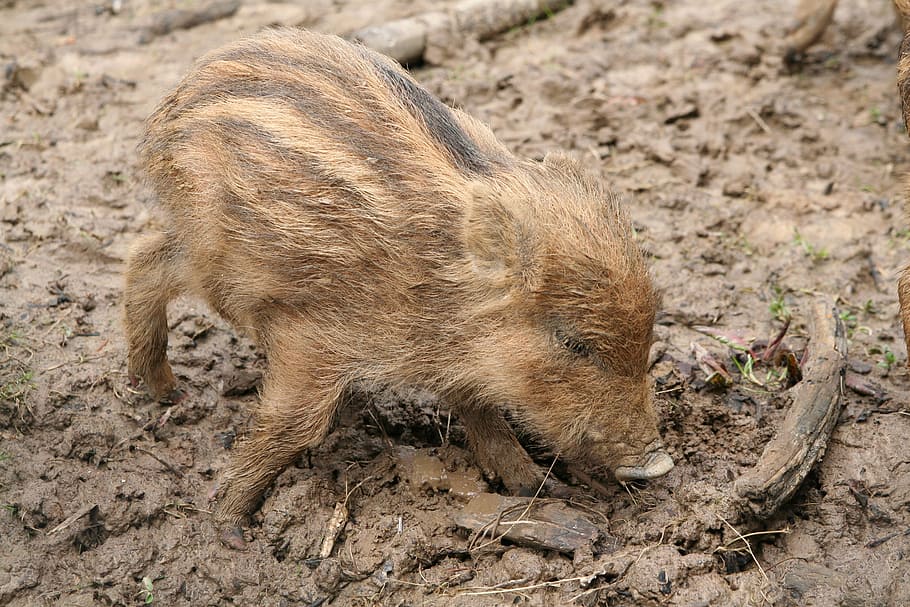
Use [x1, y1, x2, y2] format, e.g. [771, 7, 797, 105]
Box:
[207, 481, 221, 503]
[219, 525, 248, 551]
[516, 476, 580, 499]
[159, 388, 187, 405]
[546, 480, 584, 500]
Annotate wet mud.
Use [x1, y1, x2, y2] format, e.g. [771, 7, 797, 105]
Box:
[1, 0, 909, 605]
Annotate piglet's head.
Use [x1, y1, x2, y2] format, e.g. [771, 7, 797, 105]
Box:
[461, 152, 673, 484]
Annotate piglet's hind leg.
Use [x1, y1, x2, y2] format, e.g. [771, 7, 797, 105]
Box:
[123, 232, 183, 399]
[214, 334, 345, 528]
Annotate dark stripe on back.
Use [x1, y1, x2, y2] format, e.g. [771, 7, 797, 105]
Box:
[201, 115, 389, 211]
[167, 71, 424, 195]
[362, 53, 492, 176]
[203, 33, 494, 177]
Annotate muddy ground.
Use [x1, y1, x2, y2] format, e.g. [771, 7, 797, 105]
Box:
[2, 0, 910, 605]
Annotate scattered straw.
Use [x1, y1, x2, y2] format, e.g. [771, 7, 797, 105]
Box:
[717, 514, 769, 582]
[716, 514, 778, 605]
[747, 107, 772, 134]
[459, 574, 593, 596]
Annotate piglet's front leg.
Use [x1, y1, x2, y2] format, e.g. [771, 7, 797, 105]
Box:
[457, 405, 545, 496]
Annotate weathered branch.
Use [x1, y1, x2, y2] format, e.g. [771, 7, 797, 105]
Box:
[734, 296, 846, 518]
[139, 0, 241, 45]
[350, 0, 573, 64]
[455, 493, 600, 554]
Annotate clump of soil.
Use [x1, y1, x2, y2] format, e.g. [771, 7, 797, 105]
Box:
[1, 0, 909, 605]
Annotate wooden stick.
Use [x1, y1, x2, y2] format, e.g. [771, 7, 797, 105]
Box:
[139, 0, 241, 45]
[734, 296, 846, 517]
[318, 502, 349, 559]
[350, 0, 573, 64]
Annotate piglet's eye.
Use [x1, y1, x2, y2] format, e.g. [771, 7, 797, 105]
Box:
[556, 330, 590, 357]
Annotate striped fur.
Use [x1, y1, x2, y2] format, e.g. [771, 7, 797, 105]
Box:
[124, 28, 665, 526]
[896, 0, 910, 366]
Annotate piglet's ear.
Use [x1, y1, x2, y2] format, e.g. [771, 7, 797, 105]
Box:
[463, 181, 539, 291]
[542, 150, 577, 172]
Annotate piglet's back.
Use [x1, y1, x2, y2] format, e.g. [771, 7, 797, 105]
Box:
[143, 29, 516, 229]
[138, 28, 513, 312]
[141, 28, 508, 196]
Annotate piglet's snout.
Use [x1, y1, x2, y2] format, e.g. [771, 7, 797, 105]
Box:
[613, 446, 674, 482]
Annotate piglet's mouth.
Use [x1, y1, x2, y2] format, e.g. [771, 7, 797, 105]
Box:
[613, 448, 675, 482]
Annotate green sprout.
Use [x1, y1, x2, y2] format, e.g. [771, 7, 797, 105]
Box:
[878, 349, 897, 371]
[769, 286, 791, 322]
[139, 577, 154, 604]
[793, 229, 829, 261]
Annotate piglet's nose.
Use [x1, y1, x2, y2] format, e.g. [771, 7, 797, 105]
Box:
[613, 449, 674, 482]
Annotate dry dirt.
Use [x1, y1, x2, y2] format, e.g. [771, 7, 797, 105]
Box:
[2, 0, 910, 605]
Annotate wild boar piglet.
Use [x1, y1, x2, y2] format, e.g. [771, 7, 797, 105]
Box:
[124, 27, 674, 529]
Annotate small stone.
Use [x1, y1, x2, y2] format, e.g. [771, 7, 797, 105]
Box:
[722, 176, 751, 197]
[647, 139, 675, 165]
[816, 161, 835, 179]
[313, 557, 342, 592]
[848, 360, 872, 374]
[76, 116, 99, 131]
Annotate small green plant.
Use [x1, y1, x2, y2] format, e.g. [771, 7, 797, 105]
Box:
[878, 349, 897, 371]
[769, 286, 791, 322]
[1, 370, 33, 402]
[870, 107, 883, 123]
[731, 354, 760, 386]
[737, 235, 755, 257]
[838, 310, 863, 339]
[823, 55, 842, 70]
[647, 4, 667, 28]
[0, 451, 10, 464]
[1, 330, 35, 427]
[2, 504, 18, 516]
[888, 229, 910, 250]
[518, 2, 567, 29]
[793, 229, 829, 261]
[139, 577, 154, 604]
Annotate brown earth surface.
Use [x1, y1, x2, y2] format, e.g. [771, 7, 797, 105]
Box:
[2, 0, 910, 605]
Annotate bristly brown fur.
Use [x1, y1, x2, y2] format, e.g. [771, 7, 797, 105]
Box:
[124, 28, 665, 526]
[897, 1, 910, 365]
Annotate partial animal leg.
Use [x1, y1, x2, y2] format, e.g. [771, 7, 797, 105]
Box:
[123, 232, 183, 399]
[898, 7, 910, 365]
[784, 0, 838, 62]
[214, 329, 346, 528]
[899, 268, 910, 367]
[458, 405, 543, 496]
